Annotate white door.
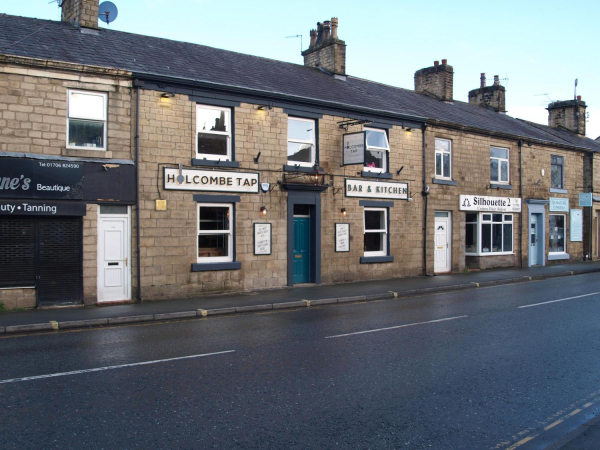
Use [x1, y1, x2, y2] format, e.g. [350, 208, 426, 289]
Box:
[434, 213, 451, 273]
[530, 214, 539, 266]
[98, 213, 130, 302]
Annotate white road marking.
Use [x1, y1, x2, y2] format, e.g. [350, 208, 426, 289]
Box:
[518, 292, 600, 309]
[0, 350, 236, 385]
[324, 315, 468, 339]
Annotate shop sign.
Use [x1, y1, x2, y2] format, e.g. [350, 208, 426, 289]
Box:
[345, 178, 408, 200]
[570, 209, 583, 241]
[0, 158, 84, 200]
[342, 132, 366, 165]
[549, 197, 569, 212]
[579, 193, 592, 207]
[0, 200, 86, 216]
[459, 195, 521, 212]
[164, 168, 259, 193]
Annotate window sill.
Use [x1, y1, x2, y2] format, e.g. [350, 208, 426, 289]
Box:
[283, 164, 318, 173]
[490, 183, 512, 190]
[466, 252, 515, 257]
[432, 178, 457, 186]
[62, 148, 112, 159]
[361, 171, 392, 179]
[549, 188, 568, 194]
[548, 253, 570, 261]
[360, 255, 394, 264]
[192, 159, 239, 168]
[191, 262, 241, 272]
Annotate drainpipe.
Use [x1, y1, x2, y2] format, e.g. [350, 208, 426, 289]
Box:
[422, 123, 429, 276]
[518, 139, 523, 268]
[135, 84, 142, 301]
[590, 152, 594, 260]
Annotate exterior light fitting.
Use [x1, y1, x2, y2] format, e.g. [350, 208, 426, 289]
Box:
[161, 92, 175, 98]
[260, 206, 267, 216]
[341, 207, 347, 216]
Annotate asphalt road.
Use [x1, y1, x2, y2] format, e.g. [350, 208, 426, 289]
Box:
[1, 274, 600, 449]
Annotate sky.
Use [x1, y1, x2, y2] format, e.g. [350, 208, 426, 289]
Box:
[3, 0, 600, 139]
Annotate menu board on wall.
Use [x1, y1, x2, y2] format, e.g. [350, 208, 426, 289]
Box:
[254, 223, 272, 255]
[570, 209, 583, 242]
[335, 223, 350, 252]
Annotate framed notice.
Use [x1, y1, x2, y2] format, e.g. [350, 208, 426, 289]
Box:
[254, 223, 272, 255]
[335, 223, 350, 252]
[570, 209, 583, 242]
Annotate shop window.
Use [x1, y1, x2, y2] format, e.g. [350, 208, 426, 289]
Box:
[197, 105, 232, 161]
[197, 203, 233, 262]
[435, 138, 452, 179]
[287, 117, 316, 166]
[364, 208, 388, 257]
[490, 147, 509, 184]
[364, 128, 389, 173]
[466, 213, 513, 255]
[551, 155, 564, 189]
[67, 90, 107, 150]
[549, 214, 566, 254]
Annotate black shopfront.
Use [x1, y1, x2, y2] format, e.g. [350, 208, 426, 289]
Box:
[0, 157, 135, 306]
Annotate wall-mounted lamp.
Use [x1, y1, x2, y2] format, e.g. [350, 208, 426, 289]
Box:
[403, 126, 412, 132]
[341, 207, 347, 216]
[254, 151, 261, 164]
[161, 92, 175, 98]
[260, 206, 267, 216]
[396, 166, 404, 175]
[256, 104, 272, 111]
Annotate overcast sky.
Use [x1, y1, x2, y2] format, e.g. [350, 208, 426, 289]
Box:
[3, 0, 600, 139]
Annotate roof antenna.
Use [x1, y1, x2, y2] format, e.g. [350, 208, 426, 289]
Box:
[286, 34, 303, 53]
[574, 78, 578, 100]
[98, 1, 119, 25]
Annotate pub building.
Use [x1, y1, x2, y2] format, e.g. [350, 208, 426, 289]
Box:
[2, 1, 600, 308]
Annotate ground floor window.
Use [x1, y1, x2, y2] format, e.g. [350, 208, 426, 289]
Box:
[364, 207, 388, 257]
[549, 214, 566, 254]
[465, 213, 513, 255]
[197, 203, 233, 262]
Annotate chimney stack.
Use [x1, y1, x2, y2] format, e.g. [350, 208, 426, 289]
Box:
[468, 73, 506, 113]
[302, 17, 346, 75]
[414, 59, 454, 102]
[547, 97, 587, 136]
[61, 0, 99, 29]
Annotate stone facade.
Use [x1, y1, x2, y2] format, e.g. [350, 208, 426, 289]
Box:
[302, 18, 346, 75]
[468, 74, 506, 113]
[0, 288, 36, 310]
[414, 61, 454, 102]
[547, 98, 587, 136]
[61, 0, 99, 29]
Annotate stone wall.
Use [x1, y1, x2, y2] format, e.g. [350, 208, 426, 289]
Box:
[414, 63, 453, 102]
[0, 288, 36, 310]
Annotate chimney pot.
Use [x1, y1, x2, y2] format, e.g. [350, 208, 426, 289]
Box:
[434, 60, 439, 67]
[309, 29, 317, 48]
[493, 75, 500, 86]
[323, 21, 331, 40]
[577, 95, 582, 101]
[442, 59, 447, 65]
[331, 17, 338, 39]
[480, 73, 486, 88]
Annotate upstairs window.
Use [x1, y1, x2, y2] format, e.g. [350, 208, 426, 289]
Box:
[197, 105, 231, 161]
[287, 117, 315, 166]
[67, 90, 107, 150]
[551, 155, 565, 189]
[364, 208, 388, 257]
[435, 138, 452, 179]
[490, 147, 509, 184]
[364, 128, 389, 173]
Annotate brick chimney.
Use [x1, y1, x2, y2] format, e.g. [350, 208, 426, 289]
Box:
[414, 59, 454, 102]
[468, 73, 506, 113]
[61, 0, 99, 29]
[302, 18, 346, 75]
[547, 96, 587, 136]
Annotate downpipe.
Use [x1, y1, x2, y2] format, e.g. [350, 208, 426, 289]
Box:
[422, 123, 431, 276]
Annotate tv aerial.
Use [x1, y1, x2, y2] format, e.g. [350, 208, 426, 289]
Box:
[98, 1, 118, 25]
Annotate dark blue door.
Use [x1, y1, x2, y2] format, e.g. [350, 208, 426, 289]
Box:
[293, 217, 310, 283]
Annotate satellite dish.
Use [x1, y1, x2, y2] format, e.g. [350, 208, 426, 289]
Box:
[98, 1, 118, 25]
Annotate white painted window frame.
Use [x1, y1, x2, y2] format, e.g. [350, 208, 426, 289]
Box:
[197, 203, 233, 263]
[363, 207, 388, 257]
[196, 104, 232, 161]
[435, 138, 452, 180]
[287, 117, 316, 167]
[465, 212, 514, 256]
[363, 127, 389, 174]
[490, 146, 510, 184]
[66, 89, 108, 151]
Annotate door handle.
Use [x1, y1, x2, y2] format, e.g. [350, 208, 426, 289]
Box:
[446, 243, 448, 248]
[125, 257, 128, 266]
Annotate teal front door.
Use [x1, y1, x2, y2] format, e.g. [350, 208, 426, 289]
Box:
[293, 217, 310, 283]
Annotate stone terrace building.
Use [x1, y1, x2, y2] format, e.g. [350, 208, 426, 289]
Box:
[1, 0, 600, 307]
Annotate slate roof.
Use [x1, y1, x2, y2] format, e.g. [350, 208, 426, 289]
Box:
[1, 13, 599, 153]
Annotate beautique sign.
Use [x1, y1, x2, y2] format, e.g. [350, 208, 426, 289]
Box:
[459, 195, 521, 212]
[164, 168, 259, 193]
[0, 158, 84, 200]
[0, 200, 86, 216]
[549, 197, 569, 212]
[342, 132, 366, 165]
[345, 178, 408, 200]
